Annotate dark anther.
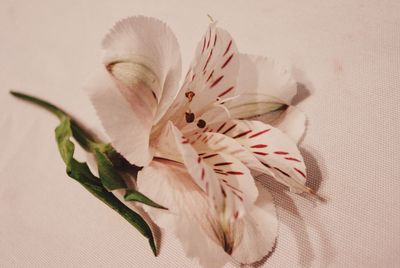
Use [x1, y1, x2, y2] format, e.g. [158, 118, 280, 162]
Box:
[185, 112, 195, 123]
[197, 119, 206, 128]
[185, 91, 195, 102]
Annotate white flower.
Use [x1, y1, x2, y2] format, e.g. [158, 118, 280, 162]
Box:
[86, 16, 309, 266]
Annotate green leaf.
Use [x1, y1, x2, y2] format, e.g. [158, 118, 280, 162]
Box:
[10, 90, 107, 153]
[10, 90, 66, 119]
[94, 149, 166, 209]
[66, 158, 158, 256]
[95, 149, 127, 191]
[55, 117, 75, 167]
[125, 189, 168, 210]
[10, 91, 158, 256]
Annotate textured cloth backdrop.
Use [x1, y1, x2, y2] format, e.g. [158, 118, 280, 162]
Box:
[1, 0, 399, 267]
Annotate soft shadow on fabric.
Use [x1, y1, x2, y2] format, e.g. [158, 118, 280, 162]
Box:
[292, 83, 311, 106]
[253, 146, 334, 268]
[247, 81, 334, 267]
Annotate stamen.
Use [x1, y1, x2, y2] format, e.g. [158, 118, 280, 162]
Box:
[185, 91, 195, 102]
[185, 112, 195, 123]
[194, 96, 234, 124]
[197, 119, 206, 128]
[214, 103, 231, 118]
[217, 94, 240, 104]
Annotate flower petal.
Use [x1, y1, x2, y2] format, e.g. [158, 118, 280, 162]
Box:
[102, 16, 182, 123]
[85, 67, 155, 166]
[231, 182, 278, 264]
[258, 105, 307, 143]
[188, 131, 269, 175]
[137, 160, 231, 267]
[163, 122, 258, 214]
[153, 23, 240, 139]
[137, 160, 277, 266]
[224, 94, 287, 120]
[166, 23, 239, 121]
[156, 122, 262, 252]
[201, 151, 258, 208]
[158, 122, 221, 201]
[222, 55, 306, 142]
[236, 54, 296, 104]
[212, 119, 309, 194]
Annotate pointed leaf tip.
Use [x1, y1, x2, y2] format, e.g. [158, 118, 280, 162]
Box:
[149, 237, 158, 256]
[10, 90, 66, 119]
[55, 117, 75, 166]
[124, 189, 168, 210]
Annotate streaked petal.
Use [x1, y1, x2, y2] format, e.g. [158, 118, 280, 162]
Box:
[185, 23, 239, 113]
[137, 160, 231, 267]
[85, 67, 155, 166]
[162, 23, 239, 128]
[165, 122, 258, 213]
[103, 16, 182, 123]
[158, 122, 221, 201]
[156, 122, 261, 252]
[188, 131, 269, 175]
[201, 151, 258, 208]
[137, 160, 277, 265]
[213, 119, 309, 194]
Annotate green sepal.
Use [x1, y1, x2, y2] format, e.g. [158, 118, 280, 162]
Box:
[10, 91, 108, 153]
[95, 149, 127, 191]
[10, 91, 158, 256]
[66, 157, 158, 256]
[125, 189, 168, 210]
[55, 117, 75, 167]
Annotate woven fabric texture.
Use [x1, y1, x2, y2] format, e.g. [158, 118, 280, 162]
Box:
[1, 0, 399, 267]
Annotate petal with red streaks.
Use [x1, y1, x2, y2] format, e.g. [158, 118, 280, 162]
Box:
[156, 122, 261, 251]
[165, 22, 239, 125]
[189, 131, 270, 175]
[214, 119, 309, 193]
[137, 160, 277, 265]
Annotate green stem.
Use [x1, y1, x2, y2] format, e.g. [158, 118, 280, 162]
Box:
[10, 91, 110, 153]
[10, 90, 158, 256]
[10, 91, 66, 119]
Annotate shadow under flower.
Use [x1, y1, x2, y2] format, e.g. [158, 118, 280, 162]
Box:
[292, 82, 312, 106]
[248, 75, 333, 266]
[252, 145, 334, 267]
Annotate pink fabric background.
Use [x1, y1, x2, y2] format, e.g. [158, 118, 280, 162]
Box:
[1, 0, 399, 267]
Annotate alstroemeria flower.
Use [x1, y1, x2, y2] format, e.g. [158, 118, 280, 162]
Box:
[86, 16, 309, 266]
